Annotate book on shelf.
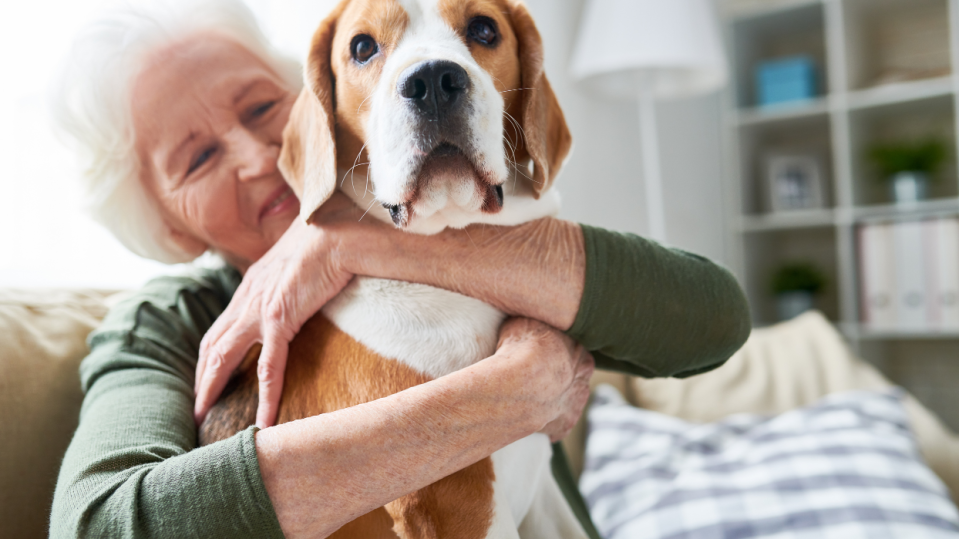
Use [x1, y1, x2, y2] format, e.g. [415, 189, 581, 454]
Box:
[859, 223, 896, 330]
[894, 220, 929, 330]
[859, 218, 959, 333]
[932, 218, 959, 329]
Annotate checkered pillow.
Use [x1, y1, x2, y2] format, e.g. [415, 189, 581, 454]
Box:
[580, 386, 959, 539]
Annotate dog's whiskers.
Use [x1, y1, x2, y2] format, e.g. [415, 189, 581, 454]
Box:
[344, 144, 369, 196]
[358, 198, 378, 222]
[356, 92, 375, 115]
[463, 227, 478, 249]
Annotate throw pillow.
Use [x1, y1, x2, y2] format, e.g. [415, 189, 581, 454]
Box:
[580, 385, 959, 539]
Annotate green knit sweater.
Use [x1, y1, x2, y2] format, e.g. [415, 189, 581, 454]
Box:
[51, 225, 750, 538]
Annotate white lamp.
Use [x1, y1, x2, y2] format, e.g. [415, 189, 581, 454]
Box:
[570, 0, 728, 243]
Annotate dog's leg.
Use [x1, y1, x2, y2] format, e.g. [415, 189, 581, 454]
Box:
[386, 457, 501, 539]
[490, 434, 553, 525]
[491, 434, 589, 539]
[516, 463, 589, 539]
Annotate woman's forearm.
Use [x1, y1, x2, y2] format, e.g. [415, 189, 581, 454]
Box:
[256, 335, 565, 539]
[337, 218, 586, 331]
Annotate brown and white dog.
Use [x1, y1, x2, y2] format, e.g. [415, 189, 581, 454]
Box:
[201, 1, 580, 537]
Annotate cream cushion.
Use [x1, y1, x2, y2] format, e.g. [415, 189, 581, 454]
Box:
[0, 290, 113, 539]
[563, 311, 959, 503]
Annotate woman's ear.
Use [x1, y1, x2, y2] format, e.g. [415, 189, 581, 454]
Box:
[278, 6, 343, 223]
[508, 1, 572, 199]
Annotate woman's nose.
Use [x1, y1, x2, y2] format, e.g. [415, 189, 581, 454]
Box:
[233, 130, 281, 182]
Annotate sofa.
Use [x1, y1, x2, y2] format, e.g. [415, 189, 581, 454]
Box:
[2, 289, 956, 539]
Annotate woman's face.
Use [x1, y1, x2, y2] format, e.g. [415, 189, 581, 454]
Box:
[132, 33, 300, 270]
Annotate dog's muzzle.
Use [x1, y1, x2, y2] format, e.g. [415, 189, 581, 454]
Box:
[383, 59, 504, 226]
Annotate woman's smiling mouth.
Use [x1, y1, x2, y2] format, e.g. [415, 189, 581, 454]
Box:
[260, 185, 298, 222]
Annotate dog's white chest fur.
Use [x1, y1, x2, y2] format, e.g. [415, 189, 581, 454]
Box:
[322, 277, 505, 377]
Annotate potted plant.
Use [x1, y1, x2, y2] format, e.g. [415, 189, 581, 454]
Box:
[771, 262, 826, 320]
[867, 139, 947, 205]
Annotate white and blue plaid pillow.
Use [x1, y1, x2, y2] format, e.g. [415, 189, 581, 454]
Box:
[580, 386, 959, 539]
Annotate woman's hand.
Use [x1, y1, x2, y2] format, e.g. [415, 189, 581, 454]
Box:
[495, 318, 595, 442]
[194, 192, 363, 428]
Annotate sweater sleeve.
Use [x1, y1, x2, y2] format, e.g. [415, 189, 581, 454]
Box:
[50, 267, 285, 539]
[567, 225, 751, 379]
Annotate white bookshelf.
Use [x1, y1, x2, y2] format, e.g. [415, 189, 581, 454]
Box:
[722, 0, 959, 429]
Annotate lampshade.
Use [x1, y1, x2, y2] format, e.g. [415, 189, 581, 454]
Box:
[570, 0, 728, 101]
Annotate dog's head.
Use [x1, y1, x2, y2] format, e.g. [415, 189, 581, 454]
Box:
[280, 0, 571, 232]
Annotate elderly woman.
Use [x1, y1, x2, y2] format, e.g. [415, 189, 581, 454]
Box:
[50, 0, 750, 537]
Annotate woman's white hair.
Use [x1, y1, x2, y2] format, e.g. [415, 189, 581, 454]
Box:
[51, 0, 303, 264]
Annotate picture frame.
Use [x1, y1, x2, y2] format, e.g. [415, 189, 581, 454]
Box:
[766, 154, 826, 212]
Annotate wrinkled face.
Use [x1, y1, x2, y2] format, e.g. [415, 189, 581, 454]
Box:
[133, 33, 299, 270]
[331, 0, 524, 230]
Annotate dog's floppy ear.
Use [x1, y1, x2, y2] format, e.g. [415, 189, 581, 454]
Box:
[279, 7, 342, 223]
[508, 1, 572, 198]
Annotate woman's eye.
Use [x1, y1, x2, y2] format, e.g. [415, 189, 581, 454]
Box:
[251, 101, 275, 118]
[467, 17, 499, 47]
[188, 147, 216, 174]
[351, 35, 379, 64]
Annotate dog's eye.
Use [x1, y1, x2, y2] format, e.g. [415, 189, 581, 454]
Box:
[351, 35, 379, 64]
[467, 17, 499, 47]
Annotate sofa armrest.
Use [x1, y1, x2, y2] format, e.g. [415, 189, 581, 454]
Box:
[0, 289, 114, 539]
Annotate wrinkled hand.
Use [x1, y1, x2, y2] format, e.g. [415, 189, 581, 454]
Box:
[195, 192, 363, 428]
[496, 318, 595, 443]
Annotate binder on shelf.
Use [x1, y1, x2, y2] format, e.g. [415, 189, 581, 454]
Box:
[932, 218, 959, 331]
[893, 220, 929, 331]
[859, 223, 897, 330]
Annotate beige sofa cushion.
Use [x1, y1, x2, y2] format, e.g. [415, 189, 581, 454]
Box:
[0, 290, 112, 539]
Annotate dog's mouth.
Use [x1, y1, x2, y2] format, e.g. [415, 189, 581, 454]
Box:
[382, 142, 504, 227]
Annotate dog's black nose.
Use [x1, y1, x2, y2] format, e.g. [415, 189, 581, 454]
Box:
[398, 60, 471, 119]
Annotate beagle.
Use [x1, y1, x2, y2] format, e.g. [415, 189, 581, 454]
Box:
[201, 1, 579, 538]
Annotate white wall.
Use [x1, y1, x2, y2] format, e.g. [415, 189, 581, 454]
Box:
[0, 0, 730, 289]
[526, 0, 730, 264]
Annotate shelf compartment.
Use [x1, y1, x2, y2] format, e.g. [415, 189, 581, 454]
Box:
[860, 340, 959, 431]
[854, 197, 959, 223]
[743, 227, 840, 325]
[740, 208, 836, 232]
[857, 328, 959, 340]
[731, 2, 828, 108]
[724, 0, 822, 21]
[738, 113, 835, 215]
[846, 76, 954, 111]
[842, 0, 952, 91]
[848, 93, 958, 207]
[735, 97, 830, 126]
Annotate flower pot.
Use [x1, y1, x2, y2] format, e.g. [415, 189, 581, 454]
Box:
[777, 291, 814, 321]
[890, 171, 929, 205]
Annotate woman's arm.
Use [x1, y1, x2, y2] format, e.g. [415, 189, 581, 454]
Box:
[338, 215, 750, 378]
[53, 270, 592, 539]
[196, 191, 751, 427]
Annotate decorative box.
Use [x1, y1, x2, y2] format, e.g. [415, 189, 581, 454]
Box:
[756, 56, 817, 107]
